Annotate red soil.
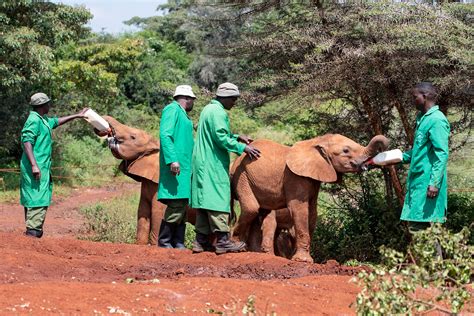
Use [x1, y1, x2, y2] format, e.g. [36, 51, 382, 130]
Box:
[0, 184, 362, 315]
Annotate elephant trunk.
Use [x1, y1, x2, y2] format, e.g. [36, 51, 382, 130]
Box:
[364, 135, 390, 158]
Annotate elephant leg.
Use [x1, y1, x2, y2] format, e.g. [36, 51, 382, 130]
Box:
[246, 216, 263, 252]
[287, 199, 313, 263]
[232, 195, 260, 244]
[136, 183, 152, 245]
[308, 184, 320, 236]
[150, 193, 166, 246]
[261, 210, 277, 255]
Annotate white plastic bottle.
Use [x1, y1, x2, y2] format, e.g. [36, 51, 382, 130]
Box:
[84, 109, 110, 132]
[366, 149, 403, 166]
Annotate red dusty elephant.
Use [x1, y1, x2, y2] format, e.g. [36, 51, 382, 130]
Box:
[100, 116, 165, 245]
[231, 134, 389, 262]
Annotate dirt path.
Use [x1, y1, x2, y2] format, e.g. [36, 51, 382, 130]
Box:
[0, 183, 139, 237]
[0, 184, 361, 315]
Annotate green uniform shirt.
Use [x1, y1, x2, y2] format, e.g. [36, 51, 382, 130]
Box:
[20, 111, 59, 207]
[401, 105, 450, 223]
[158, 101, 194, 201]
[191, 100, 246, 213]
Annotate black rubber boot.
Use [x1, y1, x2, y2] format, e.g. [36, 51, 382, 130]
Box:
[192, 233, 214, 253]
[173, 222, 186, 250]
[158, 221, 174, 248]
[25, 228, 43, 238]
[215, 232, 246, 255]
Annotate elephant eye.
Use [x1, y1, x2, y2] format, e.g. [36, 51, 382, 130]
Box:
[343, 147, 350, 154]
[131, 134, 136, 140]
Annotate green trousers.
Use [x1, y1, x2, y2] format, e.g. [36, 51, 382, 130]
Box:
[163, 199, 188, 224]
[408, 221, 431, 234]
[24, 206, 48, 231]
[195, 209, 230, 235]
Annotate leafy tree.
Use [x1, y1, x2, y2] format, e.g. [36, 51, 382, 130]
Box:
[203, 1, 473, 204]
[0, 0, 91, 161]
[126, 1, 248, 90]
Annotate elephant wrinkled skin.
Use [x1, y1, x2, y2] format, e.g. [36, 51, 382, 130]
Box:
[231, 134, 389, 262]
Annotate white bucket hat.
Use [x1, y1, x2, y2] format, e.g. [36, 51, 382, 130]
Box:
[173, 85, 196, 99]
[216, 82, 240, 97]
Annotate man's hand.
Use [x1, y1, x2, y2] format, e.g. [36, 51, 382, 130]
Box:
[238, 135, 253, 145]
[244, 145, 261, 160]
[77, 107, 89, 118]
[93, 127, 112, 137]
[170, 162, 180, 176]
[32, 165, 41, 180]
[427, 185, 439, 198]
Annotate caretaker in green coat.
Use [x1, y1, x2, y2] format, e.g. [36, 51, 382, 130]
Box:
[157, 85, 196, 249]
[20, 92, 88, 238]
[401, 82, 450, 231]
[191, 82, 261, 254]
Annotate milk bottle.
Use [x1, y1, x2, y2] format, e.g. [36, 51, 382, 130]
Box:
[366, 149, 403, 166]
[84, 109, 110, 132]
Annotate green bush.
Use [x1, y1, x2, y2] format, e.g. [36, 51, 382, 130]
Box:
[355, 225, 473, 315]
[312, 171, 474, 264]
[184, 223, 196, 249]
[80, 192, 139, 243]
[53, 134, 120, 187]
[446, 193, 474, 244]
[311, 172, 409, 264]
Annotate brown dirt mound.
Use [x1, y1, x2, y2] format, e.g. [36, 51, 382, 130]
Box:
[0, 184, 361, 314]
[0, 232, 360, 314]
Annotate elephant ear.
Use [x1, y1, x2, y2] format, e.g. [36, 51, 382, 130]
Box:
[286, 137, 337, 183]
[119, 151, 159, 184]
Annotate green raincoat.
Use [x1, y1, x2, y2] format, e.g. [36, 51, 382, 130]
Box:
[20, 111, 59, 207]
[401, 106, 450, 223]
[158, 101, 194, 201]
[191, 100, 246, 213]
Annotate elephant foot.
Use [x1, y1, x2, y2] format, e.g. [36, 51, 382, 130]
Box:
[135, 239, 149, 245]
[261, 245, 275, 255]
[292, 250, 313, 263]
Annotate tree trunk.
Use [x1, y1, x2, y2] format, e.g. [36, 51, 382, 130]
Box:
[392, 99, 414, 145]
[360, 93, 405, 205]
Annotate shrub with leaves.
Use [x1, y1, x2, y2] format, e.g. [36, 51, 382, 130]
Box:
[355, 224, 473, 315]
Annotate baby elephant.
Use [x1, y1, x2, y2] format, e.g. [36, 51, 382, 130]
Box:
[231, 134, 389, 262]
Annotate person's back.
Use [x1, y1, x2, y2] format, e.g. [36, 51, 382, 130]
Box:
[191, 83, 261, 254]
[193, 100, 237, 177]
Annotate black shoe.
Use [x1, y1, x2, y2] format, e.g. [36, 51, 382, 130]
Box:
[215, 232, 246, 255]
[158, 221, 174, 248]
[173, 222, 186, 249]
[192, 233, 214, 253]
[25, 228, 43, 238]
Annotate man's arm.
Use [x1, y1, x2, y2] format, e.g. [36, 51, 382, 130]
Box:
[211, 112, 260, 159]
[23, 142, 40, 180]
[21, 118, 41, 179]
[57, 108, 88, 126]
[159, 106, 180, 175]
[211, 112, 246, 155]
[402, 149, 413, 164]
[427, 118, 450, 198]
